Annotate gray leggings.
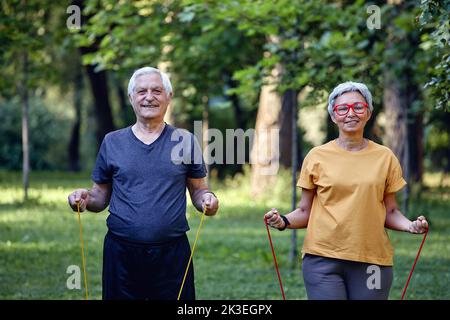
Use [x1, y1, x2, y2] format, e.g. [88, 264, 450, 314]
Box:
[302, 254, 393, 300]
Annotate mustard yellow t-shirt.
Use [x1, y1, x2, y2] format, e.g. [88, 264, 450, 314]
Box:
[297, 139, 406, 266]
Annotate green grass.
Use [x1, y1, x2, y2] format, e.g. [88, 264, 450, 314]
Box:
[0, 171, 449, 299]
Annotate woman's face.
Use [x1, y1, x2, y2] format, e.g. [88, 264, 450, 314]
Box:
[331, 91, 371, 134]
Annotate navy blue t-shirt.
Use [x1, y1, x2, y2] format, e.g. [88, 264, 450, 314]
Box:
[91, 124, 207, 244]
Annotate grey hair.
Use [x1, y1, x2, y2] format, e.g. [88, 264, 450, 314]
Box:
[127, 67, 173, 97]
[327, 81, 373, 117]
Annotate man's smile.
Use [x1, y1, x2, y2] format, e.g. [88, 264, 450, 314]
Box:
[140, 104, 159, 108]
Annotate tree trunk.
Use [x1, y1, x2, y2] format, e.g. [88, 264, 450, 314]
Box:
[250, 65, 282, 196]
[407, 83, 423, 183]
[202, 99, 210, 180]
[76, 0, 115, 146]
[250, 64, 302, 196]
[68, 63, 83, 172]
[383, 71, 409, 213]
[115, 77, 134, 127]
[279, 89, 300, 167]
[157, 60, 175, 125]
[227, 74, 246, 174]
[21, 52, 30, 202]
[289, 88, 300, 265]
[445, 113, 450, 174]
[82, 64, 115, 146]
[383, 78, 408, 162]
[383, 1, 423, 214]
[227, 75, 246, 130]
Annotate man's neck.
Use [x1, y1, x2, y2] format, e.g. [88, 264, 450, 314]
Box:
[133, 120, 165, 135]
[132, 120, 166, 145]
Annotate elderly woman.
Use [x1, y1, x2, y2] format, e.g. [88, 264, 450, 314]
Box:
[265, 81, 428, 300]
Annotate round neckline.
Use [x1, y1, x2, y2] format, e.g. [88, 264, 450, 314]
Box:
[129, 122, 168, 147]
[332, 138, 373, 154]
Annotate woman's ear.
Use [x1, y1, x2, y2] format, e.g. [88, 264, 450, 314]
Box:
[366, 109, 372, 121]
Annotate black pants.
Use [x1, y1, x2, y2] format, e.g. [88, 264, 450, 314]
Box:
[102, 231, 195, 300]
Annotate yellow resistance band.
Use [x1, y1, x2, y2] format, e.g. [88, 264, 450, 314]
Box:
[177, 206, 207, 300]
[76, 202, 89, 300]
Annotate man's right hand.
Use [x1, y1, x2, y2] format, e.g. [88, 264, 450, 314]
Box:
[68, 189, 90, 212]
[264, 208, 284, 229]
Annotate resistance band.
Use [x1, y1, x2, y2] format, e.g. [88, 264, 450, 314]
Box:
[76, 202, 89, 300]
[178, 206, 208, 300]
[401, 227, 429, 300]
[264, 217, 286, 300]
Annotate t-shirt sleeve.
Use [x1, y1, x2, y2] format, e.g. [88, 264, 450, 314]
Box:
[91, 138, 113, 184]
[297, 150, 317, 190]
[187, 133, 207, 179]
[385, 152, 406, 194]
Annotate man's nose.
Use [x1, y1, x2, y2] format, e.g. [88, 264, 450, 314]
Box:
[144, 91, 154, 100]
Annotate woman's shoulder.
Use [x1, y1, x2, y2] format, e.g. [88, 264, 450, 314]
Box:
[304, 141, 336, 157]
[367, 140, 397, 155]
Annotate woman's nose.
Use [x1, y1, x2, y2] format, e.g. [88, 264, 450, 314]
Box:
[347, 107, 357, 117]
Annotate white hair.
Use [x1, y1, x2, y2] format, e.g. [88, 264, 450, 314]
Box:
[127, 67, 173, 97]
[327, 81, 373, 117]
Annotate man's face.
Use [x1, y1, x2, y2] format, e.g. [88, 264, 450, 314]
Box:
[129, 73, 172, 121]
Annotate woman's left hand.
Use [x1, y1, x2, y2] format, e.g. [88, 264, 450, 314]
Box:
[408, 216, 429, 234]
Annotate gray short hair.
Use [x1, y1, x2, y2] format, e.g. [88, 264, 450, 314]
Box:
[327, 81, 373, 117]
[127, 67, 173, 97]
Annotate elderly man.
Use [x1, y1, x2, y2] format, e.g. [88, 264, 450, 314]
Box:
[68, 67, 219, 300]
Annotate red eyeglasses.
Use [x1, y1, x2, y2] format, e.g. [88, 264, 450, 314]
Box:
[333, 102, 368, 116]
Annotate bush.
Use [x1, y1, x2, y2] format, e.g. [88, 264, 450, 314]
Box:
[0, 97, 71, 170]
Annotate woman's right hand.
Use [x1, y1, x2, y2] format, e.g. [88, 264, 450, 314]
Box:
[264, 208, 285, 229]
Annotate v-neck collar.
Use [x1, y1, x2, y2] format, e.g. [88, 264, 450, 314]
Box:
[129, 123, 168, 147]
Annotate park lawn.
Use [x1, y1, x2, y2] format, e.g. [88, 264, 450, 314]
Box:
[0, 171, 449, 300]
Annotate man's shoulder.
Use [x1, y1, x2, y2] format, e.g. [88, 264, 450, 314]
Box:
[104, 126, 131, 142]
[165, 124, 198, 141]
[166, 124, 193, 135]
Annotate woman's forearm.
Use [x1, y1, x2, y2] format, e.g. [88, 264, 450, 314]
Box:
[385, 208, 411, 232]
[285, 207, 310, 229]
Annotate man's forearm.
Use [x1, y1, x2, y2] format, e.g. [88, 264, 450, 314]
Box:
[86, 188, 109, 213]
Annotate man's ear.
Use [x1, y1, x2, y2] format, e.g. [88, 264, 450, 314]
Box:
[128, 94, 133, 105]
